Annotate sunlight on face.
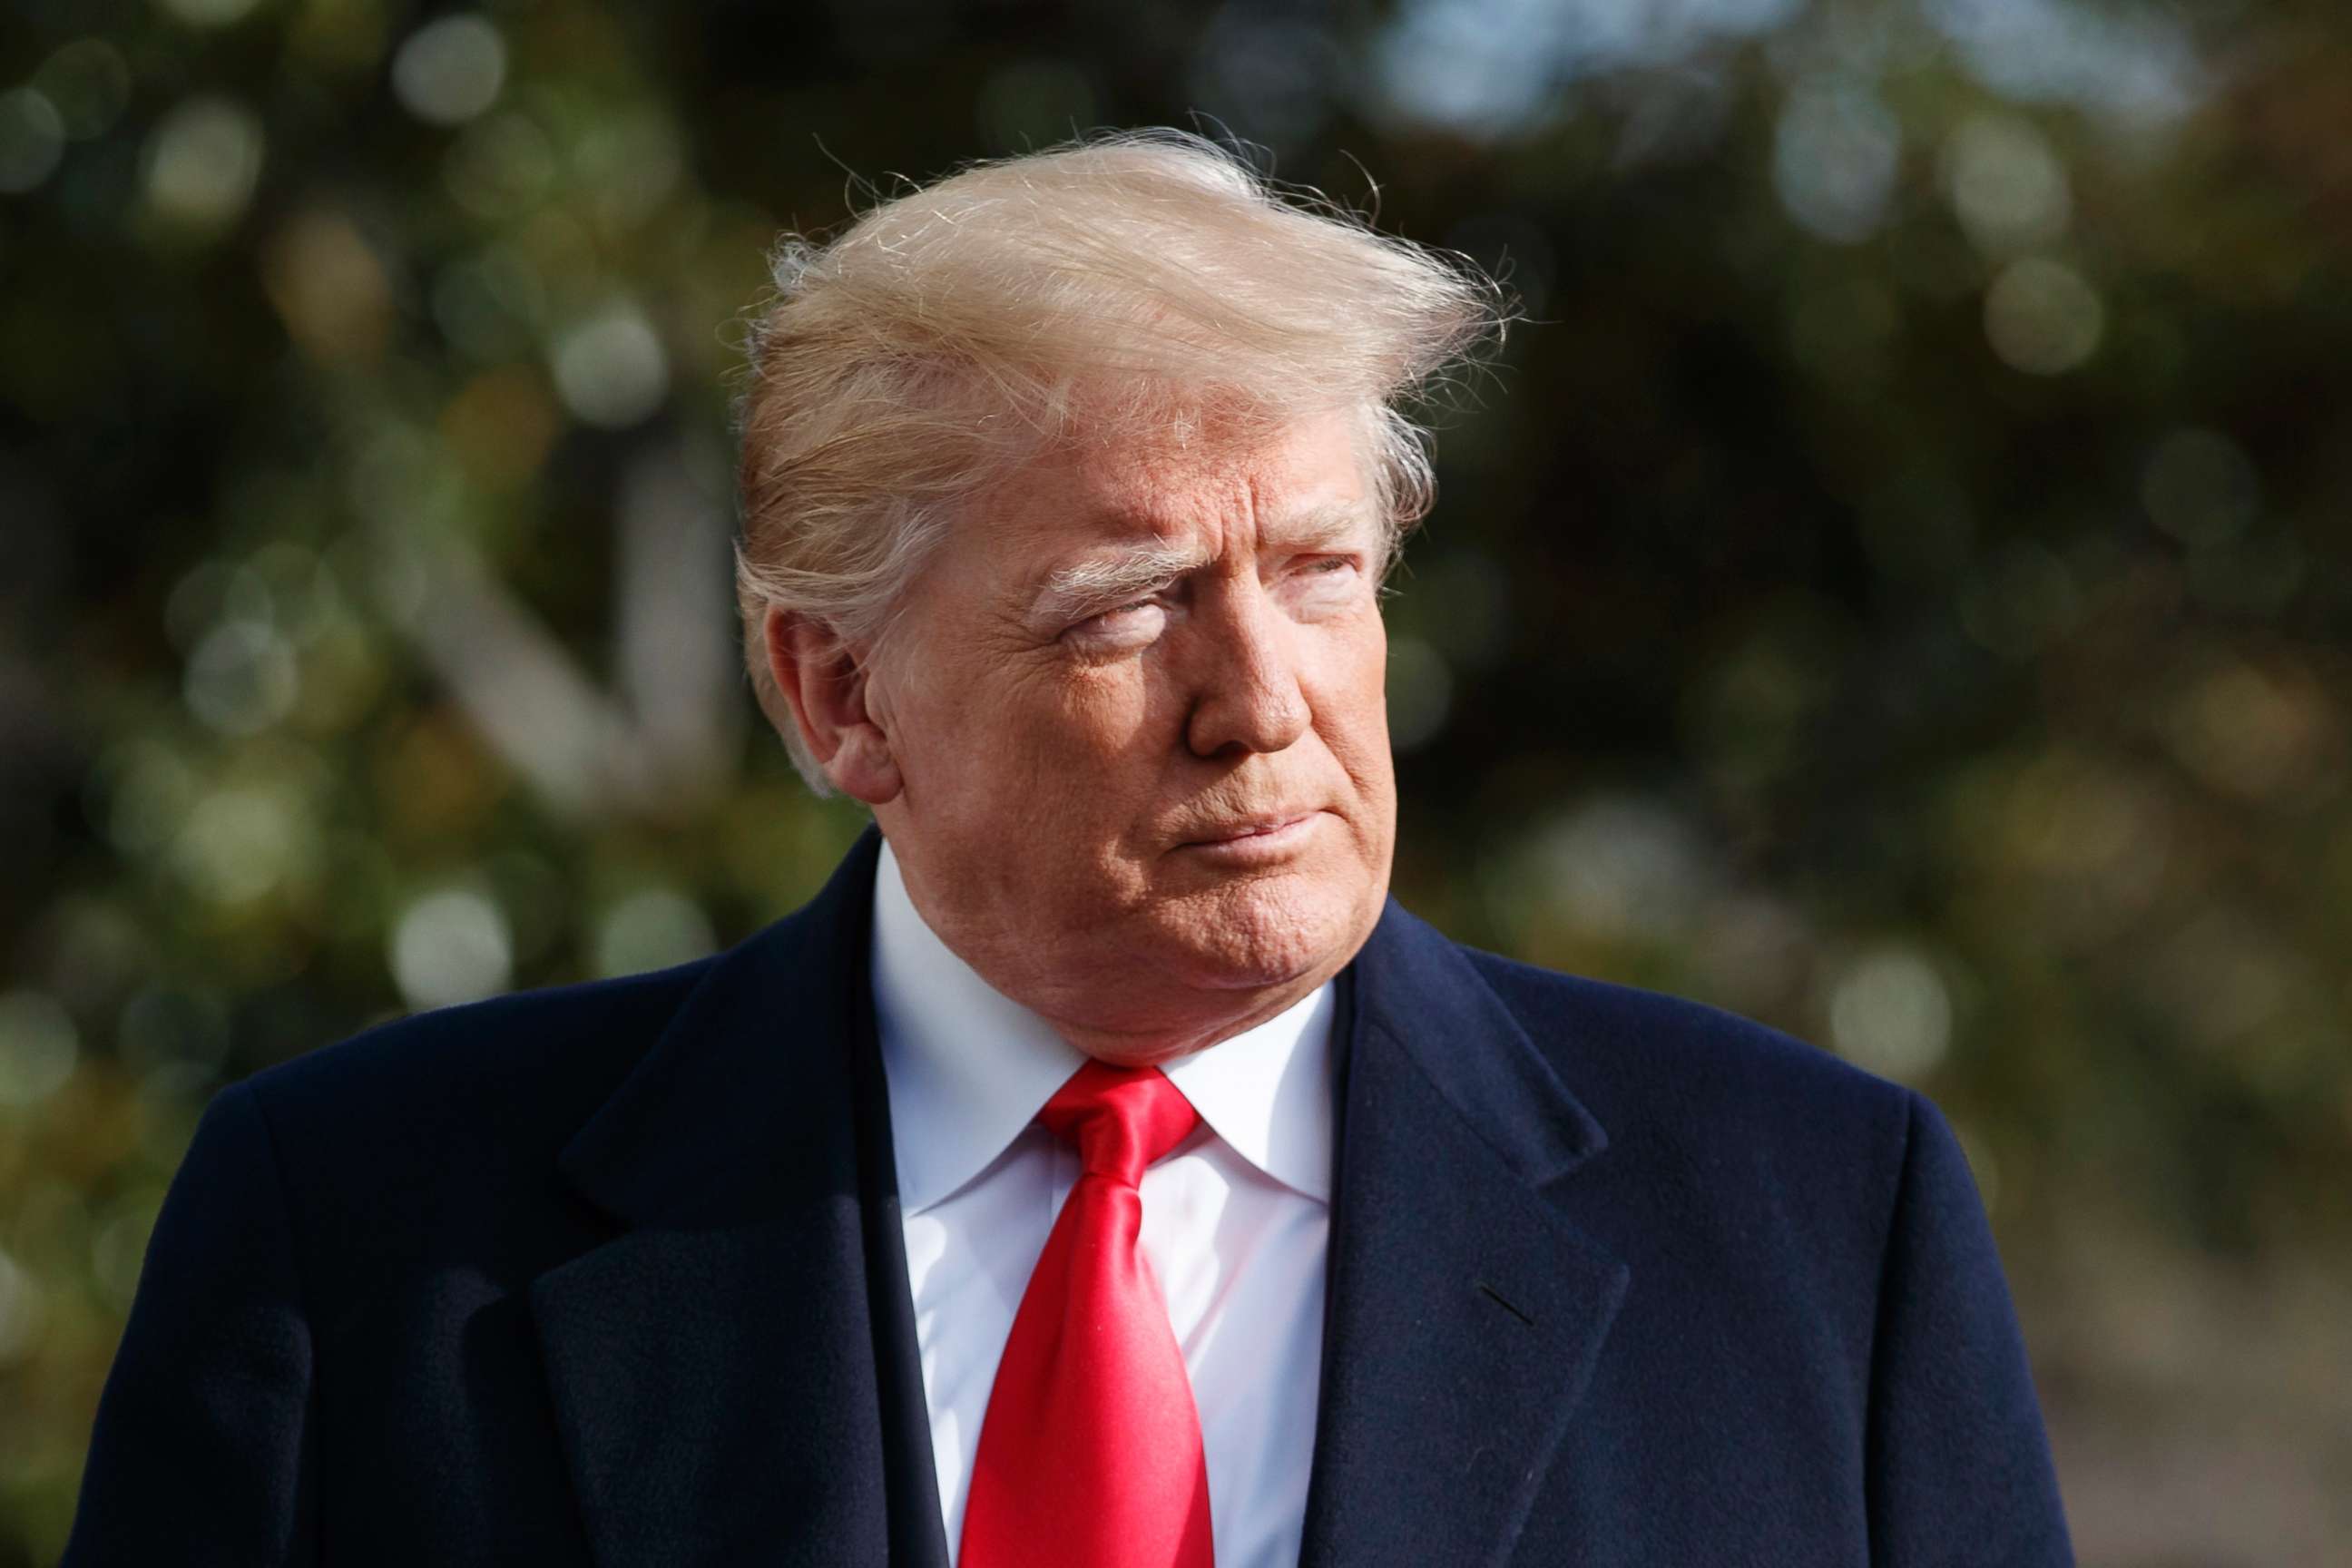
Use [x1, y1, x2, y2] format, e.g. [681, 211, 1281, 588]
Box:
[867, 407, 1396, 1060]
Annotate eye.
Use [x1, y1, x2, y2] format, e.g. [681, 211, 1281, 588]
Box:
[1273, 554, 1367, 618]
[1064, 597, 1169, 649]
[1287, 554, 1366, 591]
[1079, 598, 1160, 632]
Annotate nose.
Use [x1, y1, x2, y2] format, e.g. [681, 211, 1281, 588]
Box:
[1184, 583, 1312, 759]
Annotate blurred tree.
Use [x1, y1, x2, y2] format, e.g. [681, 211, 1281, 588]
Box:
[2, 0, 2347, 1562]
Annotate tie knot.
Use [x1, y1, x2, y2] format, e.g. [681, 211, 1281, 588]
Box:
[1037, 1061, 1201, 1187]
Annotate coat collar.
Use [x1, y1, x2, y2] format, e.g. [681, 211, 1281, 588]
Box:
[549, 823, 878, 1231]
[1298, 898, 1630, 1567]
[530, 826, 926, 1568]
[531, 827, 1628, 1568]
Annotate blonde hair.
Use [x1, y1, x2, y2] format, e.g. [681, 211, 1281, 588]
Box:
[732, 129, 1505, 792]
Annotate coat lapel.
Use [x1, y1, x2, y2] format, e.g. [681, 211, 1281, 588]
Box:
[528, 830, 1625, 1567]
[1298, 902, 1632, 1568]
[529, 828, 900, 1568]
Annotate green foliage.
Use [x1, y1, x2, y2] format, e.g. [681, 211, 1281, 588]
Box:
[3, 0, 2347, 1561]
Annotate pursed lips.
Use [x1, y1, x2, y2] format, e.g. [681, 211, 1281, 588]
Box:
[1174, 810, 1321, 848]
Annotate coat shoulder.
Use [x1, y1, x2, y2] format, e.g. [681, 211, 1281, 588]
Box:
[1458, 944, 1918, 1179]
[223, 959, 717, 1287]
[243, 958, 713, 1142]
[1452, 944, 1942, 1405]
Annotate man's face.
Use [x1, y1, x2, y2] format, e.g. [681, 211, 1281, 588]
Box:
[866, 407, 1396, 1058]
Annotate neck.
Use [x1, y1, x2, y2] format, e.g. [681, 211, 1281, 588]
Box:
[872, 835, 1348, 1066]
[1030, 972, 1340, 1066]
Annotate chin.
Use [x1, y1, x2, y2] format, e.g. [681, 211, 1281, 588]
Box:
[1155, 870, 1372, 992]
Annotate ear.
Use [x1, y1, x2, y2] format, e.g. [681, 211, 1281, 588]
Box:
[761, 606, 904, 804]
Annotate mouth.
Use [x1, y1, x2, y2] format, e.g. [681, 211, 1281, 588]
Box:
[1175, 811, 1322, 853]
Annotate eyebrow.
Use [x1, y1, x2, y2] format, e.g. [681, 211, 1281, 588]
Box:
[1027, 502, 1379, 626]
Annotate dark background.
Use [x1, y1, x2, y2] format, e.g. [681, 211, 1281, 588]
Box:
[3, 0, 2347, 1560]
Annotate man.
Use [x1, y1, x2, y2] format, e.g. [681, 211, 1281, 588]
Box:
[65, 133, 2073, 1565]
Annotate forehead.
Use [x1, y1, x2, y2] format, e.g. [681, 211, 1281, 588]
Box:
[985, 407, 1373, 552]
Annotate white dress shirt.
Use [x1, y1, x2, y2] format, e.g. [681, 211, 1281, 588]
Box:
[869, 838, 1334, 1568]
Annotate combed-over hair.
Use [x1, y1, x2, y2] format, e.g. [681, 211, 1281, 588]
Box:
[732, 129, 1505, 793]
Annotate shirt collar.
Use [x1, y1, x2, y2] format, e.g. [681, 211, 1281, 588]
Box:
[869, 836, 1335, 1213]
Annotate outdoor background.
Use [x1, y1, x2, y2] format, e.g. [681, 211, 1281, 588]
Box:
[3, 0, 2347, 1562]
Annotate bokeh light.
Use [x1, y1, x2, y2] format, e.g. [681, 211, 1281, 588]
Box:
[32, 39, 132, 142]
[183, 622, 300, 736]
[0, 1247, 44, 1367]
[8, 0, 2351, 1559]
[390, 889, 515, 1010]
[593, 889, 719, 979]
[1385, 637, 1455, 752]
[1941, 113, 2072, 254]
[0, 88, 66, 195]
[551, 303, 670, 428]
[1984, 256, 2103, 374]
[1827, 945, 1954, 1083]
[1774, 78, 1902, 243]
[142, 96, 265, 230]
[153, 0, 267, 28]
[0, 992, 79, 1106]
[392, 15, 509, 128]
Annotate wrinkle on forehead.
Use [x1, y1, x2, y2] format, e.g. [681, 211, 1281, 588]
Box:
[1051, 399, 1363, 497]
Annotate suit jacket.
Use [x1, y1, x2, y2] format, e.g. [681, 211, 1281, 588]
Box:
[64, 827, 2073, 1566]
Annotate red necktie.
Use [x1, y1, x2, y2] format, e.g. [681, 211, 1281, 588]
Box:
[958, 1061, 1216, 1568]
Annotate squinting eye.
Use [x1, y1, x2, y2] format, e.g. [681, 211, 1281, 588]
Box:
[1294, 556, 1363, 583]
[1065, 598, 1168, 646]
[1078, 601, 1158, 632]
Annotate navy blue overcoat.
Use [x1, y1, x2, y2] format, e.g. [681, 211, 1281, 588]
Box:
[64, 827, 2073, 1565]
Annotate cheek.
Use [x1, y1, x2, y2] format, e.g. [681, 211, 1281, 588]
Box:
[1069, 643, 1195, 737]
[1312, 621, 1395, 769]
[946, 661, 1166, 811]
